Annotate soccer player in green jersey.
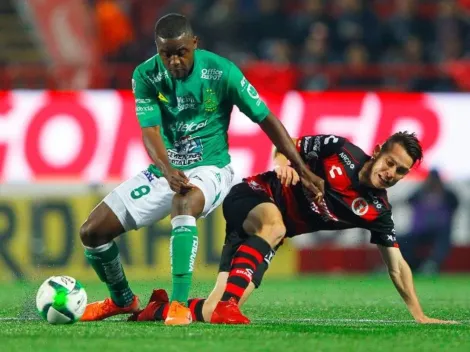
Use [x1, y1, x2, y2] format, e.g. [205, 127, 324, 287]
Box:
[79, 13, 324, 325]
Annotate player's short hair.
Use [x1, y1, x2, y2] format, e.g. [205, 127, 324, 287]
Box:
[382, 131, 423, 165]
[154, 13, 193, 40]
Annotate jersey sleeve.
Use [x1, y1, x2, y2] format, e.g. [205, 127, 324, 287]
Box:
[295, 135, 347, 161]
[368, 211, 399, 248]
[132, 68, 162, 128]
[226, 63, 269, 123]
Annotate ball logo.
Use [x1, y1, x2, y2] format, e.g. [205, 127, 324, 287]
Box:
[352, 197, 369, 216]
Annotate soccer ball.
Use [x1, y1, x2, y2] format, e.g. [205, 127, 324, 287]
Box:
[36, 275, 87, 324]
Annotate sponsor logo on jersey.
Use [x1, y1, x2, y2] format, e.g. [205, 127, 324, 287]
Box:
[201, 68, 223, 80]
[339, 152, 355, 169]
[313, 136, 321, 152]
[240, 75, 262, 104]
[142, 169, 155, 183]
[176, 96, 196, 111]
[175, 119, 208, 133]
[352, 197, 369, 216]
[136, 106, 154, 115]
[387, 235, 397, 242]
[367, 191, 384, 210]
[158, 92, 169, 103]
[247, 84, 260, 100]
[147, 71, 169, 84]
[247, 180, 265, 192]
[136, 98, 152, 103]
[303, 136, 312, 153]
[168, 136, 203, 166]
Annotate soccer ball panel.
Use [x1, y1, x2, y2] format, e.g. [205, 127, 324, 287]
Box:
[47, 307, 74, 324]
[48, 276, 77, 292]
[36, 281, 57, 311]
[36, 275, 87, 324]
[66, 285, 87, 318]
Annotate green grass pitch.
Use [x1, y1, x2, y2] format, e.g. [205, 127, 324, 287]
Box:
[1, 275, 469, 352]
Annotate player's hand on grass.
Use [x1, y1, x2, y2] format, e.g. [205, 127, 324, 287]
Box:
[164, 167, 195, 194]
[415, 316, 459, 324]
[298, 168, 325, 202]
[274, 165, 300, 186]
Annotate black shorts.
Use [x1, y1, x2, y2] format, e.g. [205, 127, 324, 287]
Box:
[218, 182, 275, 288]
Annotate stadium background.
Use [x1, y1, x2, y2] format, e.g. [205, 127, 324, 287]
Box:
[0, 0, 469, 282]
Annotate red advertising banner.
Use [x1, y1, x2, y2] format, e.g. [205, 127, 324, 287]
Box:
[0, 91, 467, 183]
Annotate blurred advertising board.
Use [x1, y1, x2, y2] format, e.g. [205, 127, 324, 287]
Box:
[0, 91, 467, 183]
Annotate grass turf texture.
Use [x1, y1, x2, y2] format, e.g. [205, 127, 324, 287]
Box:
[1, 275, 469, 352]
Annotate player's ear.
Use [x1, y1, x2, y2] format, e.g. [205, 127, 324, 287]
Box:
[372, 144, 381, 158]
[193, 36, 198, 49]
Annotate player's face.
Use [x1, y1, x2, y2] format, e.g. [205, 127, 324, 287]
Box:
[369, 143, 414, 189]
[156, 34, 197, 79]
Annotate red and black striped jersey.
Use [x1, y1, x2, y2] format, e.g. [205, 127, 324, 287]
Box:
[244, 135, 398, 248]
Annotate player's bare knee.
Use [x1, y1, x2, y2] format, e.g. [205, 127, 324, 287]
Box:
[171, 188, 205, 217]
[260, 220, 286, 247]
[243, 203, 285, 247]
[79, 220, 97, 246]
[80, 203, 122, 247]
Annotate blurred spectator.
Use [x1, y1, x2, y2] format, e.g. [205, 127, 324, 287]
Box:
[433, 0, 470, 62]
[198, 0, 252, 63]
[250, 0, 289, 58]
[95, 0, 134, 61]
[399, 169, 459, 275]
[260, 40, 292, 64]
[288, 0, 334, 48]
[297, 22, 336, 90]
[384, 0, 432, 60]
[8, 0, 470, 91]
[333, 0, 382, 60]
[337, 42, 382, 90]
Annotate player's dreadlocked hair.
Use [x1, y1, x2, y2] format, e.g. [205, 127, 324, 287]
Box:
[382, 131, 423, 165]
[154, 13, 193, 40]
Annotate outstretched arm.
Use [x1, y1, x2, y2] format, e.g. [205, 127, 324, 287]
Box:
[271, 137, 300, 186]
[225, 63, 324, 200]
[259, 114, 324, 199]
[377, 245, 457, 324]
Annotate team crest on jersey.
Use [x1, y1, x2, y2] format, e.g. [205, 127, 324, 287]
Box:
[204, 89, 218, 112]
[352, 197, 369, 216]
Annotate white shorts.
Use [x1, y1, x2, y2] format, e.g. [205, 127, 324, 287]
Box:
[103, 164, 234, 231]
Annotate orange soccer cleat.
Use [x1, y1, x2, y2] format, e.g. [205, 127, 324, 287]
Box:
[164, 301, 192, 326]
[210, 298, 250, 324]
[80, 295, 140, 321]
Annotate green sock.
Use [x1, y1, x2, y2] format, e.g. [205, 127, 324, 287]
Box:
[170, 215, 198, 304]
[84, 241, 134, 307]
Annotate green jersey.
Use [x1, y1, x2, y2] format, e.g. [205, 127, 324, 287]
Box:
[132, 49, 269, 177]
